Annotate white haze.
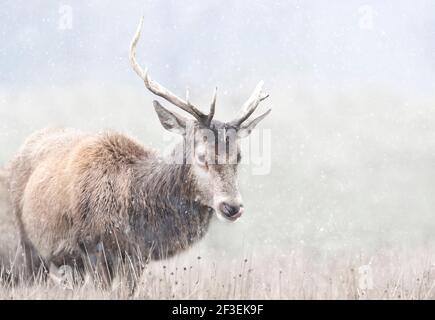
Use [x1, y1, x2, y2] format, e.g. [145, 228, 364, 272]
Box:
[1, 0, 435, 263]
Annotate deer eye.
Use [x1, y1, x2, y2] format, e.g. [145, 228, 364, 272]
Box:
[196, 153, 208, 168]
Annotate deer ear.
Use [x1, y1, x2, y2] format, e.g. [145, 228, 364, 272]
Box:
[153, 100, 187, 135]
[237, 109, 271, 138]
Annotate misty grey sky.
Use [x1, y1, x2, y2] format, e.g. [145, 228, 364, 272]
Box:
[2, 1, 435, 254]
[1, 0, 435, 93]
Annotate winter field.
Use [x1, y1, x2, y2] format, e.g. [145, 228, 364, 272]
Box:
[2, 1, 435, 299]
[1, 84, 435, 299]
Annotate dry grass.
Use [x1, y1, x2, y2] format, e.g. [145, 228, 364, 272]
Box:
[1, 245, 435, 300]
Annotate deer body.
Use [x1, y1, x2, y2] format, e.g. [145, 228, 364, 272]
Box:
[9, 128, 214, 270]
[7, 17, 271, 281]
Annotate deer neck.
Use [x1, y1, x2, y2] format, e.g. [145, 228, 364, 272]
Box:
[130, 141, 213, 258]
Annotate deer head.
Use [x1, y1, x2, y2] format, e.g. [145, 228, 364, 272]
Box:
[130, 17, 271, 222]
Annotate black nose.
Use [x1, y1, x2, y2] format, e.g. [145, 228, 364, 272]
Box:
[219, 202, 243, 217]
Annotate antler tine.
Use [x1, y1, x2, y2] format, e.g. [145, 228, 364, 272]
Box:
[185, 87, 190, 105]
[129, 17, 208, 123]
[206, 87, 217, 126]
[129, 16, 146, 79]
[230, 81, 269, 127]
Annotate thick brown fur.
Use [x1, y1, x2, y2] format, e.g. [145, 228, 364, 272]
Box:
[8, 127, 213, 281]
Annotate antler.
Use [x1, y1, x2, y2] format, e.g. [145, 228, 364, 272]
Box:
[129, 17, 216, 125]
[228, 81, 270, 127]
[207, 86, 217, 126]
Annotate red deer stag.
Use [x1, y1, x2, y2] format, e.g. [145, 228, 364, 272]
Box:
[7, 17, 271, 284]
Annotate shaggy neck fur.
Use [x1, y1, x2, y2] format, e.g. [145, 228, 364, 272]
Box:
[129, 140, 213, 260]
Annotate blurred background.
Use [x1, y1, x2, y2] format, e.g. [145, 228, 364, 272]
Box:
[1, 0, 435, 263]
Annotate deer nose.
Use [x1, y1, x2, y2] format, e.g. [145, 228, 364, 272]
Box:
[219, 202, 244, 220]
